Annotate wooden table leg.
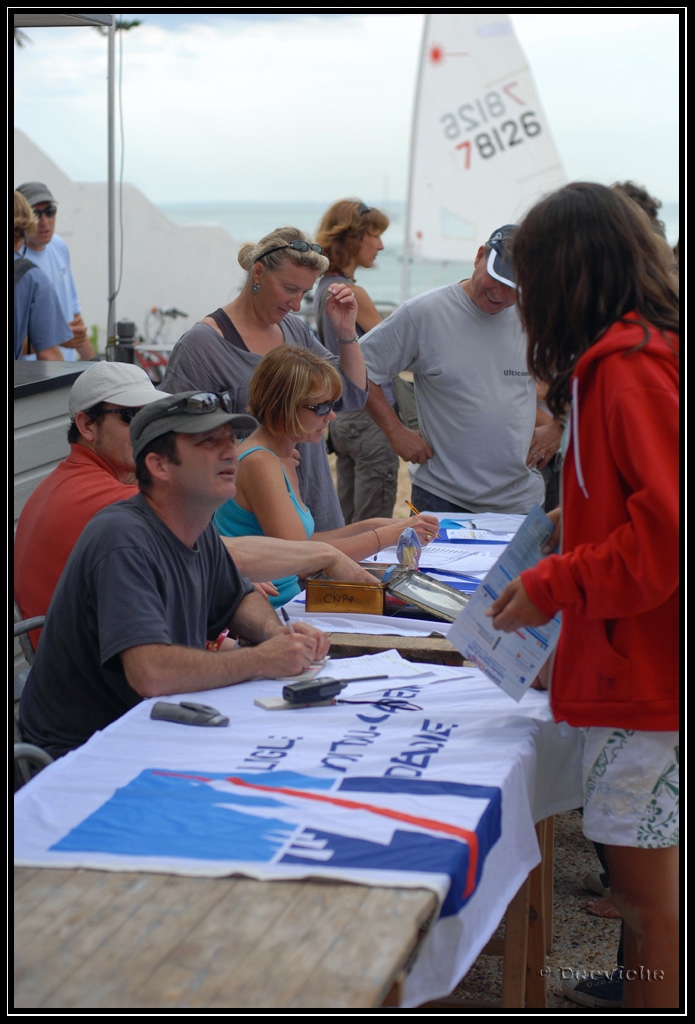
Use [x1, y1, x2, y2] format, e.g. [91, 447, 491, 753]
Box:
[543, 816, 555, 954]
[523, 818, 553, 1008]
[499, 874, 530, 1007]
[523, 858, 547, 1007]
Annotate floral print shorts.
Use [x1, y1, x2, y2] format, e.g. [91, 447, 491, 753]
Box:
[582, 728, 679, 848]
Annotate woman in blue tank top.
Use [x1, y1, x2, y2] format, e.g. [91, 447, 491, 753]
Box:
[214, 346, 439, 607]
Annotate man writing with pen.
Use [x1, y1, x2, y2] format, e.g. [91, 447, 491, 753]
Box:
[20, 392, 331, 760]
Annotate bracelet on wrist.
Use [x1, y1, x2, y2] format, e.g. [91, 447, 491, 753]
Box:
[372, 528, 381, 553]
[338, 335, 359, 344]
[206, 629, 229, 651]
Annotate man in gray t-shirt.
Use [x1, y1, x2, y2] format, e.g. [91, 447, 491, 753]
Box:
[20, 392, 330, 758]
[361, 225, 561, 515]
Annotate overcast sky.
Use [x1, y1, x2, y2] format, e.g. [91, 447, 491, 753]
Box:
[13, 11, 681, 205]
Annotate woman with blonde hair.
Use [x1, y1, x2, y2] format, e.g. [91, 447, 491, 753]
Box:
[160, 226, 368, 532]
[214, 345, 439, 606]
[313, 199, 399, 523]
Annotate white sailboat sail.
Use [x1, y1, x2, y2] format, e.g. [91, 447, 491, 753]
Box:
[403, 13, 565, 282]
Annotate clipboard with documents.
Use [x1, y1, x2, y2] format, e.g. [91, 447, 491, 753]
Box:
[447, 505, 561, 701]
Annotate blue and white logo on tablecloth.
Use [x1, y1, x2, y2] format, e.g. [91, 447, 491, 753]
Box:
[51, 770, 501, 915]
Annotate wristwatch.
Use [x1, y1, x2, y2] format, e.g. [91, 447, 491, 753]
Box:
[338, 336, 360, 344]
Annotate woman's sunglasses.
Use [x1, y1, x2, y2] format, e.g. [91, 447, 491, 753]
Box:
[257, 240, 324, 262]
[302, 400, 337, 417]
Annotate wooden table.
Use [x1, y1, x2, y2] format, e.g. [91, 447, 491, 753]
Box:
[14, 821, 554, 1010]
[14, 868, 436, 1009]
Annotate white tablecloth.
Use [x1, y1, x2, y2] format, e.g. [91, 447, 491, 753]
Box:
[15, 652, 581, 1006]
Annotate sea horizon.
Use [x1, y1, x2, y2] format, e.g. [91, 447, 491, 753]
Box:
[158, 199, 473, 306]
[159, 198, 679, 306]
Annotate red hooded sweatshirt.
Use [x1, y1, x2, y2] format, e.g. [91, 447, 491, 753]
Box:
[521, 317, 679, 730]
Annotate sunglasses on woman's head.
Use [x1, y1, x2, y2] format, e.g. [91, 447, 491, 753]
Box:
[256, 240, 324, 262]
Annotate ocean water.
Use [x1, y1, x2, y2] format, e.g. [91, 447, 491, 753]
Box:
[158, 198, 680, 308]
[158, 200, 474, 307]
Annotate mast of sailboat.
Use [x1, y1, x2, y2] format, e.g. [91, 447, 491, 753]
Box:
[399, 14, 430, 306]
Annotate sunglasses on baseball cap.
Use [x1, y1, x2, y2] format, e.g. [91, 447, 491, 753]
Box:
[130, 391, 258, 461]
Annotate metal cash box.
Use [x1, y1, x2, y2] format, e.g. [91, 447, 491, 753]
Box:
[304, 565, 470, 622]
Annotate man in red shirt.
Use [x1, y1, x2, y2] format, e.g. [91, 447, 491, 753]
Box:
[14, 363, 165, 645]
[15, 363, 374, 650]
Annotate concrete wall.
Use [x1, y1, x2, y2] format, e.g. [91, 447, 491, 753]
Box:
[14, 386, 73, 527]
[14, 129, 245, 350]
[14, 369, 85, 674]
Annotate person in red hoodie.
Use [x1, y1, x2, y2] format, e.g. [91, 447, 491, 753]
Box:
[488, 182, 679, 1009]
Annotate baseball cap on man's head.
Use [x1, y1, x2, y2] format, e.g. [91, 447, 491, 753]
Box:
[16, 182, 57, 207]
[69, 362, 168, 418]
[130, 391, 258, 462]
[486, 224, 518, 289]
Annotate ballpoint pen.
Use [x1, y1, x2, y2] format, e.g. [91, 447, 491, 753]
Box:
[280, 607, 294, 632]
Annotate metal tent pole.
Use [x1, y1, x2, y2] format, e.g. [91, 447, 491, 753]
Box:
[106, 16, 116, 350]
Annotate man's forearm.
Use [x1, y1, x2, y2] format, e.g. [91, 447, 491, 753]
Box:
[222, 536, 373, 584]
[120, 594, 319, 697]
[228, 590, 285, 644]
[121, 636, 306, 697]
[365, 380, 404, 439]
[365, 380, 433, 464]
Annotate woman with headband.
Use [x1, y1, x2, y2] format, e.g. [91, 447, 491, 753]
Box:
[314, 199, 399, 523]
[160, 226, 368, 532]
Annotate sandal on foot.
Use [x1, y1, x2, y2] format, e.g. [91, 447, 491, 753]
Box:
[582, 870, 610, 898]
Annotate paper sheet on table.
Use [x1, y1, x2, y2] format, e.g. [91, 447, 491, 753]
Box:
[416, 543, 502, 574]
[448, 505, 561, 702]
[433, 512, 526, 533]
[322, 649, 439, 692]
[379, 543, 499, 570]
[438, 528, 515, 543]
[281, 603, 452, 637]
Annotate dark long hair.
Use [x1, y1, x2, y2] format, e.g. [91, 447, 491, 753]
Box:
[513, 182, 679, 418]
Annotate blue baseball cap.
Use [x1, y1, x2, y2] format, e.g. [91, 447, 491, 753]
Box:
[486, 224, 518, 289]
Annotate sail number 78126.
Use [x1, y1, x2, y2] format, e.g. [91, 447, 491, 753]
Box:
[439, 82, 544, 168]
[455, 114, 542, 168]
